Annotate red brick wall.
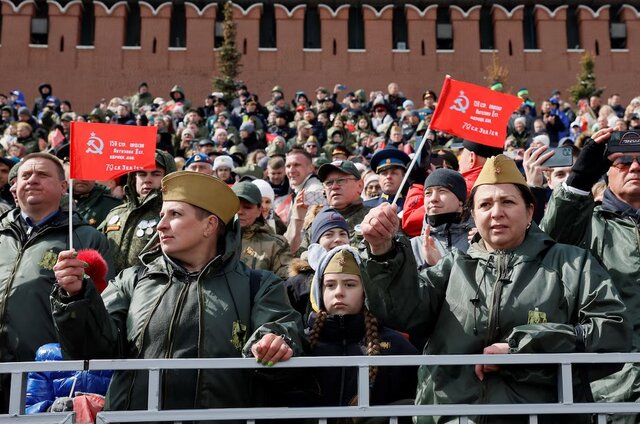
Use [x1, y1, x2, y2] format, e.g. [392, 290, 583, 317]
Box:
[1, 2, 639, 112]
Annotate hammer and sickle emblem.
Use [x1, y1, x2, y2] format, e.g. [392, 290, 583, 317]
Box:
[86, 132, 104, 154]
[449, 91, 470, 114]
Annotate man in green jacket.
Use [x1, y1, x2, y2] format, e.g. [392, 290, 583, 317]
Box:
[72, 180, 122, 227]
[0, 153, 113, 413]
[99, 149, 176, 273]
[540, 127, 640, 423]
[51, 171, 303, 414]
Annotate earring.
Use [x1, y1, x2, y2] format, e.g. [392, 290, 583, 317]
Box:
[526, 221, 532, 229]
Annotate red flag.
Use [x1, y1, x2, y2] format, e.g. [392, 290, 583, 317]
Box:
[429, 77, 522, 148]
[70, 122, 157, 180]
[51, 128, 65, 149]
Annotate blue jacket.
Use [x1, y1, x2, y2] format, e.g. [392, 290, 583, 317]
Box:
[25, 343, 112, 414]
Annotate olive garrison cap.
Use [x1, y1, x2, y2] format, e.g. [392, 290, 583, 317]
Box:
[324, 249, 361, 277]
[472, 154, 528, 189]
[161, 171, 239, 224]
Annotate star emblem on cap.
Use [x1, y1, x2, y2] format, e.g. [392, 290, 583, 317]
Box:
[495, 166, 502, 174]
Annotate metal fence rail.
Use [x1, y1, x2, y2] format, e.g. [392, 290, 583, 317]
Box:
[2, 353, 640, 423]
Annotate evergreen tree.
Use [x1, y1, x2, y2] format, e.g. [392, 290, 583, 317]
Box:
[569, 51, 604, 105]
[484, 52, 510, 93]
[213, 1, 243, 104]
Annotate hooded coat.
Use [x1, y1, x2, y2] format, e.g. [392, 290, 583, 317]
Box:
[362, 225, 629, 424]
[306, 245, 418, 413]
[50, 218, 304, 418]
[541, 185, 640, 423]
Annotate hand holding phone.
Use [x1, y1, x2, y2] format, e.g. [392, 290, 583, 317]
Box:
[541, 146, 573, 168]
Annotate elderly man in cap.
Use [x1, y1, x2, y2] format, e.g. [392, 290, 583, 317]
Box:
[364, 148, 411, 212]
[99, 149, 177, 273]
[0, 153, 113, 413]
[541, 127, 640, 421]
[233, 181, 292, 279]
[52, 171, 303, 414]
[184, 152, 214, 175]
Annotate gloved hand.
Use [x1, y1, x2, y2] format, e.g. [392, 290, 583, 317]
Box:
[566, 137, 611, 191]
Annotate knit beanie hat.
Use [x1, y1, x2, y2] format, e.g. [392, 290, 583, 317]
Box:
[252, 179, 275, 203]
[310, 207, 349, 244]
[424, 168, 467, 202]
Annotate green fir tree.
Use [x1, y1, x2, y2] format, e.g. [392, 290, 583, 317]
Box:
[569, 51, 604, 105]
[213, 1, 243, 104]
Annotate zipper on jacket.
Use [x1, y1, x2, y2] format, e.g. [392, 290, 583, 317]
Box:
[484, 251, 510, 347]
[338, 315, 347, 406]
[165, 276, 192, 358]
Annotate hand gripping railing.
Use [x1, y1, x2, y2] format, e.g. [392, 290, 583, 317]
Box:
[3, 353, 640, 423]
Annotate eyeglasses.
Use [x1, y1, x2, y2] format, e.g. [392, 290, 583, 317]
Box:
[323, 177, 358, 188]
[612, 155, 640, 169]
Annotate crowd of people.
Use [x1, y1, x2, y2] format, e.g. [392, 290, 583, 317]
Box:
[0, 79, 639, 423]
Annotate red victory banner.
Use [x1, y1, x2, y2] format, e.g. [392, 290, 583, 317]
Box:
[429, 76, 522, 148]
[70, 122, 157, 180]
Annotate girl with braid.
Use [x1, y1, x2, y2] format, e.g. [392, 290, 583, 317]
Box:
[306, 245, 418, 421]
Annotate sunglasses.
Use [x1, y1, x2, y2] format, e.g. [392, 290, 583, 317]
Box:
[612, 155, 640, 169]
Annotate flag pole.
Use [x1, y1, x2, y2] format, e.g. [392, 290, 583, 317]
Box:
[68, 178, 74, 251]
[391, 124, 432, 207]
[391, 74, 450, 207]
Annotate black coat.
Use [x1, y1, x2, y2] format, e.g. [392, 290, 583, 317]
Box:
[307, 313, 418, 407]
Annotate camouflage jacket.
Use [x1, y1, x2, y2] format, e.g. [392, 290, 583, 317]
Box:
[99, 189, 161, 274]
[239, 221, 292, 280]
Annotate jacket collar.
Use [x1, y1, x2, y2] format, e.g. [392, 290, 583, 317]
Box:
[601, 188, 640, 222]
[467, 223, 554, 262]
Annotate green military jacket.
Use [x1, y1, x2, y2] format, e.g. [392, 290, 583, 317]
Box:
[99, 189, 161, 274]
[541, 186, 640, 419]
[240, 221, 292, 280]
[362, 225, 629, 424]
[0, 208, 113, 365]
[50, 219, 304, 415]
[76, 184, 122, 228]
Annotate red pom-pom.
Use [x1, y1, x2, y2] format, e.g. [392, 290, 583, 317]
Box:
[76, 249, 108, 293]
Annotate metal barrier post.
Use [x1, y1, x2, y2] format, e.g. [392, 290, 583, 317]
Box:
[8, 372, 26, 415]
[357, 365, 370, 408]
[148, 369, 161, 411]
[557, 363, 573, 405]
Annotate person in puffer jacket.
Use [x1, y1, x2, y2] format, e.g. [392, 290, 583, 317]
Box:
[25, 343, 112, 414]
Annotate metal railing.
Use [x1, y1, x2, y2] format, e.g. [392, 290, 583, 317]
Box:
[3, 353, 640, 423]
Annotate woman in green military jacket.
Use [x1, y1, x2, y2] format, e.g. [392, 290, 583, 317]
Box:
[359, 155, 630, 424]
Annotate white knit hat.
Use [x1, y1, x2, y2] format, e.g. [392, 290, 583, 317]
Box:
[213, 155, 235, 171]
[252, 179, 275, 203]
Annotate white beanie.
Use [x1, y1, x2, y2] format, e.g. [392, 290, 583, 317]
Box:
[213, 155, 235, 171]
[252, 179, 275, 203]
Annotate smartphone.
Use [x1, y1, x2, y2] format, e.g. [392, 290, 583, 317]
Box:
[303, 189, 328, 207]
[608, 130, 640, 153]
[337, 84, 347, 91]
[542, 146, 573, 168]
